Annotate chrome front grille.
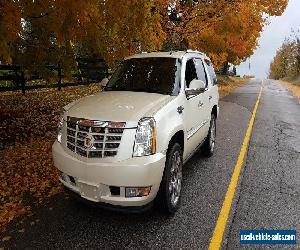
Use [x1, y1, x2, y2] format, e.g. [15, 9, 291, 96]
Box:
[66, 117, 125, 158]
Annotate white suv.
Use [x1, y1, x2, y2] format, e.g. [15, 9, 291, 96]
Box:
[52, 50, 219, 214]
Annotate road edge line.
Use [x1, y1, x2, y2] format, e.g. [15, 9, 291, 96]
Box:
[208, 81, 263, 250]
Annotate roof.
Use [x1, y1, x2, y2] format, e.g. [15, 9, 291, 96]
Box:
[125, 50, 210, 61]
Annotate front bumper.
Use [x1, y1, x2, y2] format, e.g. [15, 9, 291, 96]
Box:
[64, 187, 154, 213]
[52, 141, 166, 207]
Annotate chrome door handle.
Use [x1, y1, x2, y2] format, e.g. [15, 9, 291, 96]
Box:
[177, 105, 184, 114]
[198, 101, 204, 108]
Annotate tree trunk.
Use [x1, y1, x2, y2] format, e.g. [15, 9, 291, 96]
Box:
[57, 64, 62, 91]
[222, 61, 229, 75]
[21, 71, 25, 94]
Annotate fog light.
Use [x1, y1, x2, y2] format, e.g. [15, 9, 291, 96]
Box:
[125, 187, 151, 197]
[58, 170, 67, 182]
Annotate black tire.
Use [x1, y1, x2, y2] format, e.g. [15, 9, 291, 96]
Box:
[201, 113, 216, 157]
[157, 143, 183, 215]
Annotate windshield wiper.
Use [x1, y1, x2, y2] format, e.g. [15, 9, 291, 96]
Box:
[105, 87, 127, 91]
[105, 86, 160, 94]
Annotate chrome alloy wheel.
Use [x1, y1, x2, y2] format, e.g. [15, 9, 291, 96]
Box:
[169, 150, 182, 207]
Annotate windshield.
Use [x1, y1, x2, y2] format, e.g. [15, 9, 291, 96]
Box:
[105, 57, 181, 95]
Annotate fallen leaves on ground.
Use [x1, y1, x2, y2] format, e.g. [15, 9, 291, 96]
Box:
[0, 84, 100, 233]
[1, 236, 11, 242]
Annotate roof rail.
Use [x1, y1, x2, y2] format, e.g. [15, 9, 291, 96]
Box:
[186, 49, 202, 54]
[186, 49, 208, 57]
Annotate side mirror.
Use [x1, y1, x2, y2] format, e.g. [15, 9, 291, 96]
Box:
[100, 78, 109, 87]
[213, 77, 218, 85]
[185, 79, 206, 97]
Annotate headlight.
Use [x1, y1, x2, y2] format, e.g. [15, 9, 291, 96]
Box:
[57, 111, 65, 143]
[133, 117, 156, 157]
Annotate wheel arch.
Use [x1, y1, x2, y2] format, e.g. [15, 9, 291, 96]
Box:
[167, 130, 184, 156]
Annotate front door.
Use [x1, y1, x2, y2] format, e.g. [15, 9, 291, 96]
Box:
[194, 58, 211, 139]
[183, 58, 209, 158]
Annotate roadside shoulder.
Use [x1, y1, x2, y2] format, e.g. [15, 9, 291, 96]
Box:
[279, 80, 300, 101]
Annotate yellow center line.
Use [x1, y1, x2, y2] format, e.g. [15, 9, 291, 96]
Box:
[209, 81, 264, 250]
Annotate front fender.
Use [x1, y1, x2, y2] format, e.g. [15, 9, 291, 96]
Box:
[154, 97, 185, 155]
[157, 123, 185, 155]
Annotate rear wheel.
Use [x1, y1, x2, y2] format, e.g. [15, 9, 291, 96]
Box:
[157, 143, 183, 215]
[201, 113, 216, 157]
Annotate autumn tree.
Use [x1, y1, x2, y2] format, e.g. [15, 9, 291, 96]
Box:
[0, 0, 21, 64]
[0, 0, 289, 76]
[269, 29, 300, 80]
[0, 0, 167, 77]
[162, 0, 288, 69]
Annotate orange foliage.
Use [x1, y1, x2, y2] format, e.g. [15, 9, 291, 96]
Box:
[172, 0, 288, 67]
[0, 0, 288, 70]
[0, 0, 21, 63]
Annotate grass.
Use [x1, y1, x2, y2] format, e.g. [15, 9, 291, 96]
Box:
[280, 74, 300, 100]
[217, 75, 248, 97]
[282, 75, 300, 85]
[280, 77, 300, 100]
[0, 81, 15, 87]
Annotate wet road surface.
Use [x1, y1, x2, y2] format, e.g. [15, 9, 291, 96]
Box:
[1, 79, 300, 249]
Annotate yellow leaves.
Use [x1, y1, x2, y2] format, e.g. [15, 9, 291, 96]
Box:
[188, 2, 259, 65]
[0, 0, 289, 76]
[258, 0, 288, 16]
[0, 0, 169, 71]
[269, 32, 300, 80]
[0, 202, 29, 233]
[96, 0, 167, 65]
[208, 53, 228, 69]
[0, 0, 22, 63]
[2, 236, 11, 242]
[166, 0, 287, 68]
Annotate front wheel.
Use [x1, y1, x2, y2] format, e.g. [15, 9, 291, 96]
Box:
[201, 113, 216, 157]
[157, 143, 183, 215]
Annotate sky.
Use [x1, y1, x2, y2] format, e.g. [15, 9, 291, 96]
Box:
[237, 0, 300, 79]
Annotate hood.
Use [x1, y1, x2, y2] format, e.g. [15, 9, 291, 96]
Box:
[65, 91, 174, 126]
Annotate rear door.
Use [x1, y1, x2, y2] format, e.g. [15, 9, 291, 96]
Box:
[203, 58, 219, 114]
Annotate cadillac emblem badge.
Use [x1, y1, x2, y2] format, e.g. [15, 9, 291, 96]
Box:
[84, 134, 94, 149]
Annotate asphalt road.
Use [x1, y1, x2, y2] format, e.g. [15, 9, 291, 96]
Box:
[2, 79, 300, 249]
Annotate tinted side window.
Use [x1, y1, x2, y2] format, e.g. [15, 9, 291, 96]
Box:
[185, 59, 197, 88]
[204, 59, 217, 85]
[195, 59, 208, 87]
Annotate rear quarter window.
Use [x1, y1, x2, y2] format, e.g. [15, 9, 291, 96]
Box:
[204, 59, 217, 85]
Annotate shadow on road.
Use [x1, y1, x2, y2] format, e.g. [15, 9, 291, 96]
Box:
[2, 151, 210, 249]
